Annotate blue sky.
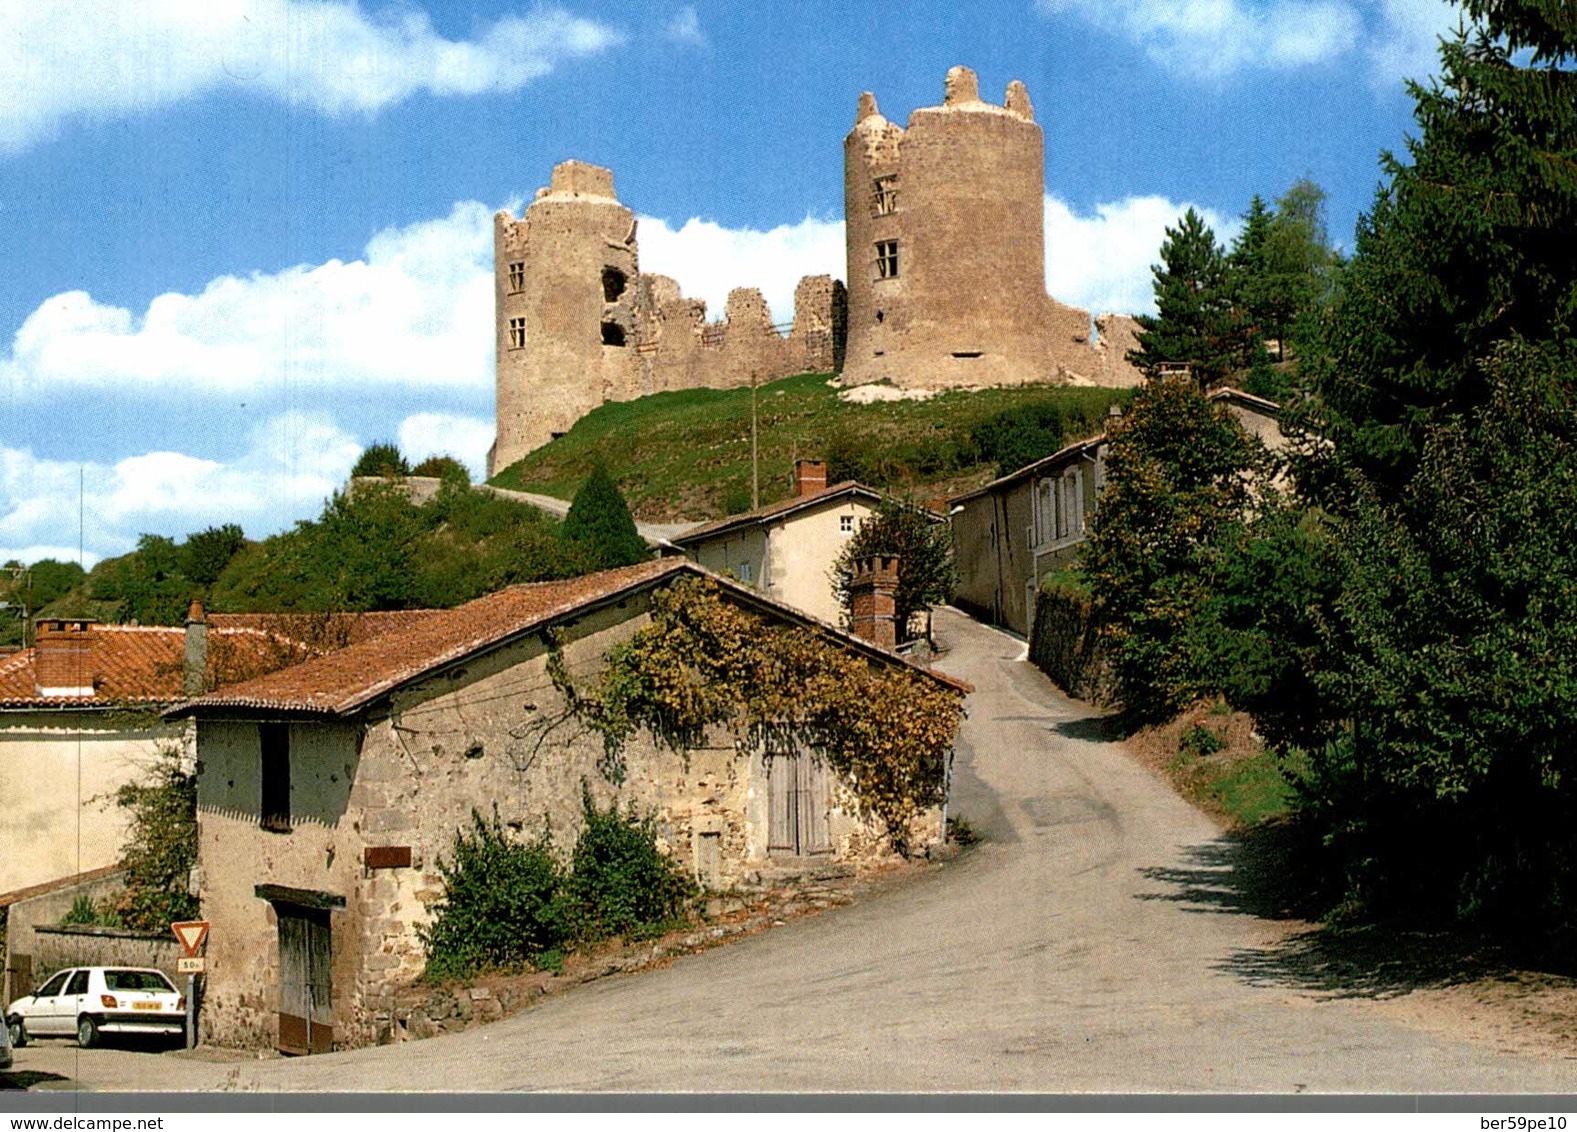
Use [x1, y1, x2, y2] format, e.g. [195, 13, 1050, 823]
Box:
[0, 0, 1457, 567]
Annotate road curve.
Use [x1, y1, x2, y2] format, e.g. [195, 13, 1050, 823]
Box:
[21, 609, 1577, 1092]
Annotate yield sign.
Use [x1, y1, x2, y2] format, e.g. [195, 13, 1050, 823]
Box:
[171, 920, 210, 957]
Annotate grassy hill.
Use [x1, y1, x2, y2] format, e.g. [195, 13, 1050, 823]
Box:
[490, 372, 1134, 521]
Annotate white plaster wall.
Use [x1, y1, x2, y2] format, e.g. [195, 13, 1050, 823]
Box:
[0, 716, 180, 893]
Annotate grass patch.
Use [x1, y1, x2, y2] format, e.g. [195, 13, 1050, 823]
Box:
[1133, 700, 1299, 830]
[491, 372, 1131, 522]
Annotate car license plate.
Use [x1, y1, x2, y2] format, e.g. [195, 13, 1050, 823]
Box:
[133, 1001, 162, 1011]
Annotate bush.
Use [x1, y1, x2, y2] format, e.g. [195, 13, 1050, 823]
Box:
[971, 401, 1067, 475]
[113, 744, 198, 930]
[352, 442, 409, 479]
[564, 784, 695, 942]
[421, 809, 569, 981]
[410, 455, 471, 485]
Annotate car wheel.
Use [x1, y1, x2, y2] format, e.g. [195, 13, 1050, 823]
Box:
[7, 1017, 25, 1048]
[76, 1015, 99, 1049]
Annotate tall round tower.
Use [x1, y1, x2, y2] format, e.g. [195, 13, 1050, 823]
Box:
[491, 161, 639, 476]
[842, 67, 1054, 389]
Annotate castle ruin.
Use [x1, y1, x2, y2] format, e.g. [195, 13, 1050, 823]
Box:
[489, 161, 845, 475]
[491, 68, 1141, 475]
[842, 66, 1142, 391]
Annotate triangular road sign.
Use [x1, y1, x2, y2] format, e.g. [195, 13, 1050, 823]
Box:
[171, 920, 209, 957]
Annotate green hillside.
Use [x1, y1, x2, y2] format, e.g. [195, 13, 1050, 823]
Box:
[490, 372, 1134, 521]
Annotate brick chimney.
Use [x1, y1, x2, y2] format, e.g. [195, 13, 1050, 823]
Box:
[849, 554, 899, 649]
[183, 599, 208, 696]
[34, 618, 96, 697]
[793, 459, 828, 498]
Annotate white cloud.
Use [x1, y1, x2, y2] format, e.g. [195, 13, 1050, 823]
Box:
[664, 6, 706, 47]
[0, 411, 361, 565]
[1036, 0, 1360, 78]
[2, 200, 498, 397]
[398, 413, 496, 480]
[1045, 194, 1241, 316]
[636, 214, 846, 326]
[1366, 0, 1454, 85]
[1036, 0, 1452, 83]
[0, 2, 621, 153]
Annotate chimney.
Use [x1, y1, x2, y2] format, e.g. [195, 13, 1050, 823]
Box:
[849, 554, 899, 649]
[34, 618, 96, 697]
[184, 599, 208, 696]
[794, 459, 828, 498]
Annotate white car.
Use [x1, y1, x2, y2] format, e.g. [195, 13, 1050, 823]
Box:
[6, 967, 185, 1049]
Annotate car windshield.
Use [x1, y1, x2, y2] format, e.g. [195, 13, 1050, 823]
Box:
[104, 970, 175, 993]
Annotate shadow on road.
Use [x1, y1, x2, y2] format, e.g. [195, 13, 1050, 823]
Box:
[1135, 822, 1533, 1000]
[0, 1070, 71, 1091]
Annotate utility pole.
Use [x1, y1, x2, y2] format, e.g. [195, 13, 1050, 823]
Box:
[750, 370, 760, 510]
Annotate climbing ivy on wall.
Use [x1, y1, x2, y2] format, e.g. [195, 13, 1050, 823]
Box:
[549, 577, 966, 853]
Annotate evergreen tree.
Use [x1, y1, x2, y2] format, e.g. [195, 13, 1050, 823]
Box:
[1291, 3, 1577, 931]
[1129, 209, 1241, 389]
[1309, 4, 1577, 504]
[1083, 376, 1272, 721]
[562, 466, 649, 570]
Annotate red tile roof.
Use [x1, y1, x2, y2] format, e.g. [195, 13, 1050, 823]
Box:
[0, 610, 449, 709]
[171, 559, 967, 719]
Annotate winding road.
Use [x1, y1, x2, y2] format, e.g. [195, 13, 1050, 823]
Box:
[13, 609, 1577, 1093]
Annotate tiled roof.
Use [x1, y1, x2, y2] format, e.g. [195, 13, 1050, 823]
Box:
[0, 611, 448, 710]
[170, 559, 968, 719]
[672, 482, 886, 545]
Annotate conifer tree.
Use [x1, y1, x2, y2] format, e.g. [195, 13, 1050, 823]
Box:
[562, 466, 649, 570]
[1128, 209, 1241, 389]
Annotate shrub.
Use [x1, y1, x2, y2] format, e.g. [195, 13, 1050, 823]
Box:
[421, 809, 569, 981]
[61, 893, 101, 926]
[971, 401, 1067, 475]
[1178, 724, 1225, 760]
[410, 455, 471, 485]
[564, 783, 695, 942]
[113, 743, 198, 930]
[352, 442, 409, 479]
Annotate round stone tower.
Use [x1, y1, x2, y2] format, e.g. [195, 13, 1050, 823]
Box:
[842, 67, 1054, 390]
[491, 160, 639, 476]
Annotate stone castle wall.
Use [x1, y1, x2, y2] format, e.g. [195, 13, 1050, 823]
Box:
[490, 161, 845, 476]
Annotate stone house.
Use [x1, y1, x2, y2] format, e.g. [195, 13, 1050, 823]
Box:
[949, 388, 1284, 637]
[0, 608, 441, 896]
[167, 558, 965, 1054]
[669, 461, 885, 627]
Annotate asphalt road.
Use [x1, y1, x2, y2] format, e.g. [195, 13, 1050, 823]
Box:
[11, 609, 1577, 1093]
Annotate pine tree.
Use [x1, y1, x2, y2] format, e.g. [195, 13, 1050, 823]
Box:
[1310, 3, 1577, 504]
[1294, 2, 1577, 931]
[562, 466, 649, 570]
[1129, 209, 1241, 389]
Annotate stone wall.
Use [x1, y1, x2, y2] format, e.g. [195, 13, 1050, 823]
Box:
[1028, 581, 1115, 705]
[29, 925, 183, 989]
[197, 592, 931, 1051]
[3, 868, 127, 1005]
[491, 161, 847, 474]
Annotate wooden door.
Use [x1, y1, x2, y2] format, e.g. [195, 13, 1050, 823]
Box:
[276, 906, 333, 1055]
[767, 752, 831, 856]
